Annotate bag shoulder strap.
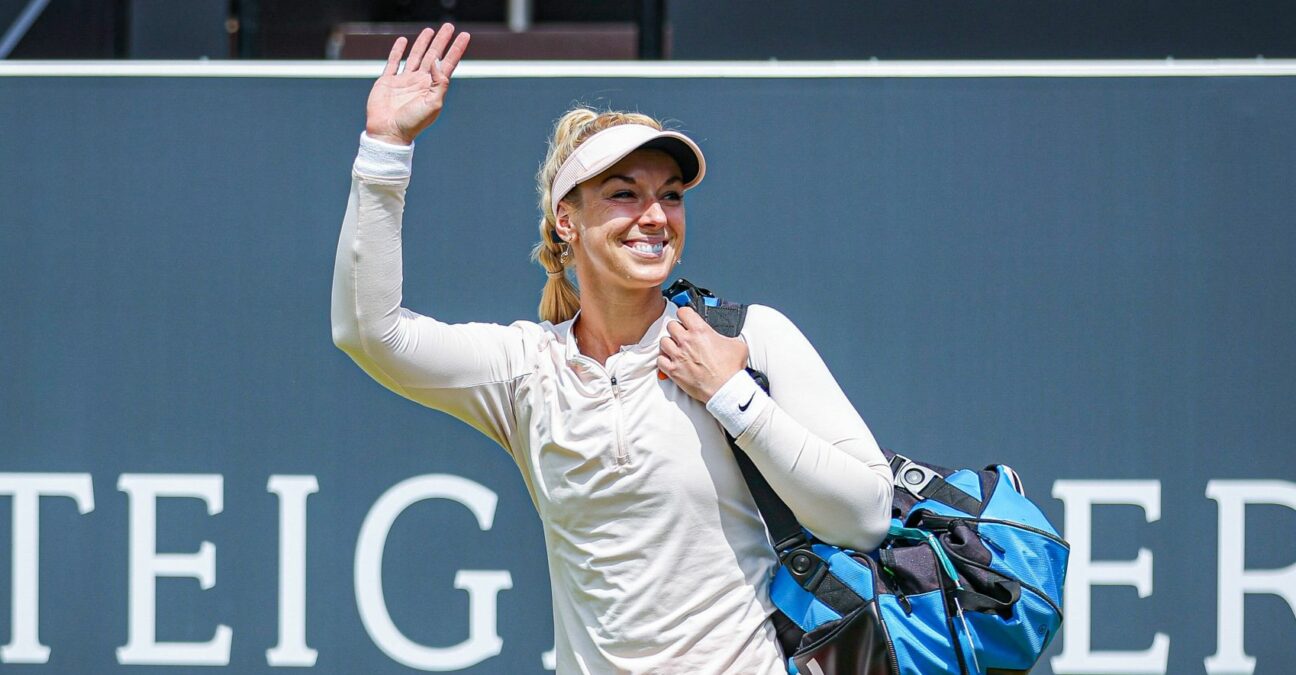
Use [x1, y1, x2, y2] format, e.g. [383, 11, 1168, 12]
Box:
[664, 278, 747, 337]
[663, 278, 807, 553]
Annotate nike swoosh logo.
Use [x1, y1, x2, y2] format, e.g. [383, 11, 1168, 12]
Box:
[738, 393, 755, 412]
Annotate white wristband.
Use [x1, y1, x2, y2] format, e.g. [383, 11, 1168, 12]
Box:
[354, 131, 414, 179]
[706, 369, 770, 437]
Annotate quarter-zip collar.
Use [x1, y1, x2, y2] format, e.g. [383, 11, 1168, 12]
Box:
[560, 300, 678, 367]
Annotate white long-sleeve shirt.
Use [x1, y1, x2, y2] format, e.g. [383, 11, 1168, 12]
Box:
[332, 133, 893, 675]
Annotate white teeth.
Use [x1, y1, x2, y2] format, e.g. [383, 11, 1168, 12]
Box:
[629, 242, 664, 254]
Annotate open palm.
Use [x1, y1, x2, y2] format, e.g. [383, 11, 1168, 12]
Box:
[365, 24, 471, 146]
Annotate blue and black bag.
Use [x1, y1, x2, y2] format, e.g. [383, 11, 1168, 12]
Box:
[665, 279, 1070, 675]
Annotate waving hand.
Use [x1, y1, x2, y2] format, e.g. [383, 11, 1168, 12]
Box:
[365, 24, 471, 146]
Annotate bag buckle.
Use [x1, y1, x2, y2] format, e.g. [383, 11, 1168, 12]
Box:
[891, 454, 940, 498]
[780, 546, 827, 587]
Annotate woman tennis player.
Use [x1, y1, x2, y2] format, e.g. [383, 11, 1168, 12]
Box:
[332, 24, 894, 674]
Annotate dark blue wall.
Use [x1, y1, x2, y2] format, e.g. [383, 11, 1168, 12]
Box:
[669, 1, 1296, 59]
[1, 72, 1294, 673]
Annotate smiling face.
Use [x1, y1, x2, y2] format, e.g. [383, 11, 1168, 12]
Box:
[555, 148, 686, 296]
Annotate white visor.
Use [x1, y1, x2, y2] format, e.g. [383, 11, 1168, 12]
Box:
[549, 124, 706, 221]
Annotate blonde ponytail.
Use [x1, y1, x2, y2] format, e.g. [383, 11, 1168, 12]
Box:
[530, 237, 582, 326]
[532, 106, 666, 323]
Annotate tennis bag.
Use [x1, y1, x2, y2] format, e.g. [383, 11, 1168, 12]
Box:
[665, 279, 1069, 675]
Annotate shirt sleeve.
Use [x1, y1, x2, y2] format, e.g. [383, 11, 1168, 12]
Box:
[706, 304, 893, 551]
[331, 132, 530, 453]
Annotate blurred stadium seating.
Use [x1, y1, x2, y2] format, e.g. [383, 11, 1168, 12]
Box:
[2, 0, 1293, 61]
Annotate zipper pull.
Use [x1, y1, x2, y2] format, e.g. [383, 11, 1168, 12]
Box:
[952, 595, 982, 674]
[883, 565, 912, 614]
[896, 589, 912, 615]
[880, 550, 913, 616]
[978, 530, 1006, 556]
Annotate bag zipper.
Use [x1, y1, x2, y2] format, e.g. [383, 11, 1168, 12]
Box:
[969, 517, 1069, 549]
[912, 513, 1068, 551]
[883, 612, 902, 675]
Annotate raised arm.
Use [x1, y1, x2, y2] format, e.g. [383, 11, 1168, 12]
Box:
[331, 27, 530, 450]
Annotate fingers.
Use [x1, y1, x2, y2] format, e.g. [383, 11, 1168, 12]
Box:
[404, 27, 435, 74]
[675, 306, 709, 331]
[383, 36, 407, 77]
[420, 23, 469, 74]
[660, 335, 681, 359]
[419, 23, 455, 71]
[442, 32, 471, 77]
[665, 319, 687, 341]
[384, 24, 469, 78]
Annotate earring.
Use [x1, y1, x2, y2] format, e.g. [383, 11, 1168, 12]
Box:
[675, 258, 683, 266]
[559, 242, 572, 264]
